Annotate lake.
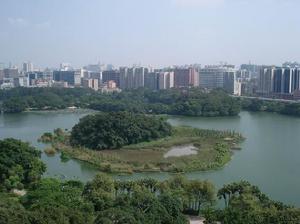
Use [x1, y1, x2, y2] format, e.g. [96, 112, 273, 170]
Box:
[1, 110, 300, 206]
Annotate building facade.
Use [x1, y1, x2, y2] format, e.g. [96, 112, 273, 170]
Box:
[82, 78, 99, 91]
[159, 72, 174, 90]
[119, 67, 148, 89]
[3, 68, 19, 79]
[102, 70, 120, 87]
[23, 62, 34, 73]
[144, 72, 159, 90]
[53, 71, 81, 86]
[199, 65, 239, 95]
[174, 68, 199, 88]
[258, 67, 300, 98]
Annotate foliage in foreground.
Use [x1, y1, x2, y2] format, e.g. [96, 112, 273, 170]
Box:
[1, 139, 299, 224]
[1, 172, 300, 224]
[203, 181, 300, 224]
[1, 173, 216, 224]
[0, 139, 46, 191]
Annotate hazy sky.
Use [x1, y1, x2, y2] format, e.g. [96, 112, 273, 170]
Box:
[1, 0, 300, 68]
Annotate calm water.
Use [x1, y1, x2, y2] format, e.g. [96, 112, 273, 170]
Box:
[164, 144, 198, 158]
[1, 111, 300, 206]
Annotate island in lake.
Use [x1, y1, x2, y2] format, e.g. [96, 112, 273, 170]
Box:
[39, 111, 244, 174]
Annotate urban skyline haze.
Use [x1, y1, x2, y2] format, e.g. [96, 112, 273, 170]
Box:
[1, 0, 300, 68]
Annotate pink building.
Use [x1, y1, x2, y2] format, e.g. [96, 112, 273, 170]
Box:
[174, 68, 199, 88]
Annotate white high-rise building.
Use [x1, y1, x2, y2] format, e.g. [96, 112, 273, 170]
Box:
[159, 72, 174, 90]
[119, 67, 148, 89]
[23, 62, 33, 73]
[258, 67, 275, 96]
[258, 67, 300, 97]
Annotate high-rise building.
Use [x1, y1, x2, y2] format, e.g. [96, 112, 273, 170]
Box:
[75, 69, 86, 78]
[159, 72, 174, 90]
[174, 68, 199, 88]
[23, 62, 34, 73]
[293, 68, 300, 91]
[134, 67, 148, 88]
[144, 72, 159, 90]
[102, 70, 120, 87]
[282, 68, 294, 94]
[44, 69, 54, 82]
[3, 68, 19, 79]
[0, 69, 4, 82]
[127, 68, 135, 89]
[53, 71, 81, 86]
[119, 67, 128, 89]
[82, 78, 99, 91]
[199, 65, 239, 95]
[223, 70, 238, 94]
[258, 67, 275, 96]
[258, 67, 300, 97]
[199, 66, 225, 89]
[119, 67, 148, 89]
[240, 63, 261, 78]
[89, 72, 101, 80]
[273, 68, 283, 94]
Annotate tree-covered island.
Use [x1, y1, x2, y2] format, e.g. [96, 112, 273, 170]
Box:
[40, 111, 244, 173]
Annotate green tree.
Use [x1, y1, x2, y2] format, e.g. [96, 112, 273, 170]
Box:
[186, 180, 215, 214]
[70, 112, 172, 150]
[83, 173, 115, 211]
[0, 139, 46, 190]
[22, 178, 94, 224]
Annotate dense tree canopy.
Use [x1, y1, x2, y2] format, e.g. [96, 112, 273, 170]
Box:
[0, 87, 95, 113]
[241, 98, 300, 116]
[3, 87, 300, 117]
[0, 139, 46, 190]
[1, 138, 299, 223]
[70, 112, 172, 150]
[202, 181, 300, 224]
[0, 87, 241, 116]
[89, 88, 241, 117]
[1, 166, 300, 224]
[22, 178, 94, 224]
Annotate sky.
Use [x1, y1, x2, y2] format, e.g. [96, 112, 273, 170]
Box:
[1, 0, 300, 69]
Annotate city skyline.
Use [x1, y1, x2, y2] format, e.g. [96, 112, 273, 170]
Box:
[1, 0, 300, 68]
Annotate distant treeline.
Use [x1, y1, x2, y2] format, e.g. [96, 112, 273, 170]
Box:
[0, 87, 241, 116]
[0, 87, 96, 113]
[241, 98, 300, 117]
